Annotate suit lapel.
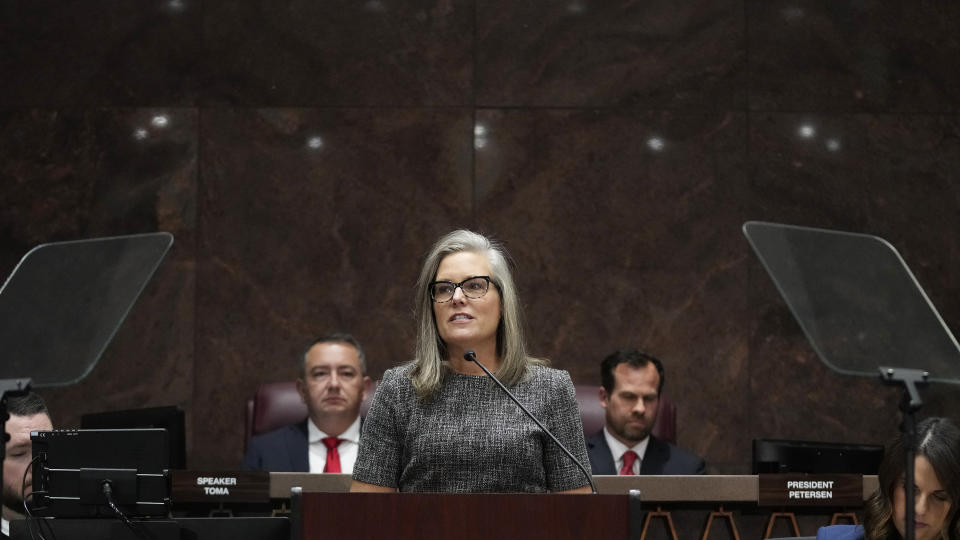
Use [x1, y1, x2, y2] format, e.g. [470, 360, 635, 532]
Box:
[586, 430, 617, 475]
[292, 420, 310, 472]
[640, 436, 667, 475]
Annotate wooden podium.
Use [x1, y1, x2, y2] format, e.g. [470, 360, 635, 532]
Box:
[291, 491, 642, 540]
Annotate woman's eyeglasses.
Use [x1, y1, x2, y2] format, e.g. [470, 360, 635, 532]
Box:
[429, 276, 495, 303]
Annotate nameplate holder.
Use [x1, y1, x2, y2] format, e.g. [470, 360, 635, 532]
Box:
[758, 474, 862, 507]
[171, 470, 270, 503]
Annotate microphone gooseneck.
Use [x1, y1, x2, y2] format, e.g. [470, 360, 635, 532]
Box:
[463, 350, 597, 494]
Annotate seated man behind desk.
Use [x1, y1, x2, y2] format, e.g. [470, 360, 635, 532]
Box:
[587, 349, 705, 475]
[3, 391, 53, 538]
[244, 333, 372, 473]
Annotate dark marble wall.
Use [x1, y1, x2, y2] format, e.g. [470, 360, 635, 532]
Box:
[2, 0, 959, 477]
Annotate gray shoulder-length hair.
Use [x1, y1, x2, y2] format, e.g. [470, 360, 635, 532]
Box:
[409, 229, 544, 400]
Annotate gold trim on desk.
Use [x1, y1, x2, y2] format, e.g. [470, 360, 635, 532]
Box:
[268, 474, 880, 501]
[862, 475, 879, 499]
[595, 475, 879, 502]
[594, 475, 757, 500]
[270, 472, 352, 498]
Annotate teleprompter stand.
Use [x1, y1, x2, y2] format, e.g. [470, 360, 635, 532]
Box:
[879, 366, 930, 540]
[0, 232, 173, 522]
[744, 221, 960, 540]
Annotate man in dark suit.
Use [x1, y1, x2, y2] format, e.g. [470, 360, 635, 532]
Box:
[3, 391, 53, 537]
[243, 333, 372, 473]
[586, 350, 705, 475]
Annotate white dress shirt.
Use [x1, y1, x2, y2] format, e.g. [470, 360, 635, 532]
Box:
[307, 416, 361, 474]
[603, 426, 650, 475]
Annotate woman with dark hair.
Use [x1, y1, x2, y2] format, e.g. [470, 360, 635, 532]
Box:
[350, 229, 592, 493]
[818, 417, 960, 540]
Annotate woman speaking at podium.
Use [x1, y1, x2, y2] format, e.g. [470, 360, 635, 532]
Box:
[350, 229, 592, 493]
[817, 417, 960, 540]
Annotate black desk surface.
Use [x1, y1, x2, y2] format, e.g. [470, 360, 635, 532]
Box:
[9, 516, 288, 540]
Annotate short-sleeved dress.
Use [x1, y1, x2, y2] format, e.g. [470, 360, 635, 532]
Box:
[352, 362, 592, 492]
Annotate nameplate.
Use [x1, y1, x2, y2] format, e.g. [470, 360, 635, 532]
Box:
[758, 474, 862, 507]
[171, 470, 270, 503]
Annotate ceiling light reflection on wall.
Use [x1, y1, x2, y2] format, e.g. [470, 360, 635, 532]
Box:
[364, 0, 386, 12]
[825, 138, 842, 152]
[474, 123, 489, 150]
[798, 124, 816, 139]
[150, 115, 169, 128]
[780, 6, 804, 20]
[647, 137, 665, 152]
[133, 128, 149, 141]
[306, 136, 324, 150]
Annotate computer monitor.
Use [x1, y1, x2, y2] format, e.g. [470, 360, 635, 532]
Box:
[31, 428, 171, 518]
[81, 405, 186, 469]
[753, 438, 884, 474]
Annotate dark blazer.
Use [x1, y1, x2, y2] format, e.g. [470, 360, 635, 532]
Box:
[243, 420, 309, 472]
[586, 429, 706, 475]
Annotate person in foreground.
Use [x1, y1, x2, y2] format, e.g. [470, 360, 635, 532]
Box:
[587, 349, 705, 475]
[3, 392, 53, 538]
[817, 416, 960, 540]
[244, 333, 372, 473]
[350, 229, 592, 493]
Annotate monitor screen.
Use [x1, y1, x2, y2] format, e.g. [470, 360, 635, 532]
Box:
[753, 438, 884, 474]
[81, 405, 186, 469]
[31, 428, 170, 518]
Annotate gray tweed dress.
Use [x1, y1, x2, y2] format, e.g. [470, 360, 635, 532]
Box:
[352, 362, 591, 492]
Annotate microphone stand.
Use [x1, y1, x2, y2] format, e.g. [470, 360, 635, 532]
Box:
[463, 351, 598, 494]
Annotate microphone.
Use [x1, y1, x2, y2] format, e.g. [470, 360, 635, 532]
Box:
[464, 350, 597, 494]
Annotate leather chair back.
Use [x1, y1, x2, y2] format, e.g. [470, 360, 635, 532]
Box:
[245, 381, 677, 452]
[575, 385, 676, 444]
[244, 380, 378, 453]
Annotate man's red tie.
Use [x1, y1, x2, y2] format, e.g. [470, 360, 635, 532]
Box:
[619, 450, 638, 475]
[322, 437, 343, 473]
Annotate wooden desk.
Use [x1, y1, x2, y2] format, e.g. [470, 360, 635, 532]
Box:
[292, 492, 634, 540]
[269, 473, 878, 501]
[269, 471, 352, 497]
[271, 474, 878, 539]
